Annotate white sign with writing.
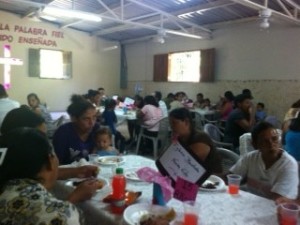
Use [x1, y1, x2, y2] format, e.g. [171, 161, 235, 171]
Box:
[157, 142, 206, 183]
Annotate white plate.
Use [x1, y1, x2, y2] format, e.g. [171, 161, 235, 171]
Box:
[65, 177, 108, 192]
[97, 156, 125, 166]
[124, 168, 142, 181]
[123, 203, 175, 225]
[199, 175, 225, 192]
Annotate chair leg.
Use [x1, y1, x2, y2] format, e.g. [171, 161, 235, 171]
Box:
[153, 140, 158, 159]
[135, 134, 142, 155]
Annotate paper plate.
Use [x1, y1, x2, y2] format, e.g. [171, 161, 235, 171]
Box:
[65, 177, 108, 192]
[199, 175, 225, 192]
[123, 203, 175, 225]
[124, 168, 143, 181]
[97, 156, 125, 166]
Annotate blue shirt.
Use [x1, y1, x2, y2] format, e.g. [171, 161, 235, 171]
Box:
[102, 109, 117, 134]
[285, 130, 300, 161]
[97, 149, 118, 156]
[52, 122, 100, 165]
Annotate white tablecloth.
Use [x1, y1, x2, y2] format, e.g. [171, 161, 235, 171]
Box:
[53, 155, 278, 225]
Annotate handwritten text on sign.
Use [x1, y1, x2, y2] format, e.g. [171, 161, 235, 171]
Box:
[159, 142, 206, 183]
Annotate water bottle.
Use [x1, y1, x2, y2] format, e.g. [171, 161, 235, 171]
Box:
[111, 167, 126, 214]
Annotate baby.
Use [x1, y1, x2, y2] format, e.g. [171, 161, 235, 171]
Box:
[94, 127, 119, 156]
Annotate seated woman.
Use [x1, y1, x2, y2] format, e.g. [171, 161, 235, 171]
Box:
[229, 122, 298, 200]
[0, 128, 99, 224]
[0, 107, 99, 187]
[169, 108, 222, 174]
[53, 95, 100, 165]
[27, 93, 56, 137]
[137, 95, 163, 137]
[218, 91, 234, 121]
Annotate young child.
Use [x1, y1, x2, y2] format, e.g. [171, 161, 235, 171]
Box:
[256, 102, 267, 122]
[94, 127, 119, 156]
[101, 98, 126, 153]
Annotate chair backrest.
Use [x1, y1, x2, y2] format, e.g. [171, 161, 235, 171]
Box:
[239, 133, 255, 156]
[157, 117, 170, 138]
[203, 123, 223, 142]
[216, 147, 240, 173]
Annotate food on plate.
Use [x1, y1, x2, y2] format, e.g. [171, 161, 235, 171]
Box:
[201, 181, 220, 189]
[99, 157, 122, 163]
[139, 208, 176, 225]
[73, 179, 105, 190]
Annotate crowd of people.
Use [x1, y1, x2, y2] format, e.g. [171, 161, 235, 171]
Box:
[1, 83, 300, 223]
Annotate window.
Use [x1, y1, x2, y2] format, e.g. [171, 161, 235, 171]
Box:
[153, 48, 215, 82]
[28, 48, 72, 79]
[168, 50, 200, 82]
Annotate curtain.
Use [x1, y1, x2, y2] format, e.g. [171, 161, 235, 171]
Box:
[28, 48, 40, 77]
[200, 48, 215, 82]
[153, 54, 168, 82]
[120, 44, 128, 89]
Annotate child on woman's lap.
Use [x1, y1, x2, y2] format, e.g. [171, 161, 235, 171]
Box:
[94, 127, 119, 156]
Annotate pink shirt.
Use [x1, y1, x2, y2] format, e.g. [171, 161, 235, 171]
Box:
[141, 105, 163, 131]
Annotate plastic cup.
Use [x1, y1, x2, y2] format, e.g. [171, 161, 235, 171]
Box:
[88, 154, 99, 165]
[279, 203, 300, 225]
[227, 174, 242, 195]
[183, 201, 199, 225]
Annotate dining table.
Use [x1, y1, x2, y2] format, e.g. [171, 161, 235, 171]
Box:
[52, 155, 279, 225]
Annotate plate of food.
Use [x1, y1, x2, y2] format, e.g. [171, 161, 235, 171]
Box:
[199, 175, 225, 192]
[123, 203, 176, 225]
[124, 168, 142, 181]
[98, 156, 125, 166]
[65, 177, 108, 192]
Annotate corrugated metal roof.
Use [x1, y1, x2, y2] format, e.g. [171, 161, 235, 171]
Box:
[1, 0, 300, 43]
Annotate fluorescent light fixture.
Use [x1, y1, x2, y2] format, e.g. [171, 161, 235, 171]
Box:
[166, 30, 202, 39]
[43, 6, 102, 22]
[39, 15, 57, 21]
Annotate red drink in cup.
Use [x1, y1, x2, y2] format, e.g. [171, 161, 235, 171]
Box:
[184, 213, 198, 225]
[279, 203, 300, 225]
[280, 216, 297, 225]
[227, 174, 242, 195]
[228, 184, 239, 195]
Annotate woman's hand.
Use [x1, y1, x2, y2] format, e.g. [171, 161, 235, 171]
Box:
[67, 179, 99, 204]
[76, 165, 99, 178]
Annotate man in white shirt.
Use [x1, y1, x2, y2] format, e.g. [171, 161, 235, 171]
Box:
[0, 84, 20, 129]
[154, 91, 168, 118]
[230, 121, 299, 200]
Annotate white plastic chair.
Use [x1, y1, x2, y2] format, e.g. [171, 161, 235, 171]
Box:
[203, 123, 234, 150]
[216, 147, 240, 173]
[135, 117, 170, 159]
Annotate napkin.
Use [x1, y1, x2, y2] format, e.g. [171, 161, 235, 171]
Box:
[136, 167, 174, 203]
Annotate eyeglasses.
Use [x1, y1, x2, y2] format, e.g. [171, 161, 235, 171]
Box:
[257, 135, 280, 146]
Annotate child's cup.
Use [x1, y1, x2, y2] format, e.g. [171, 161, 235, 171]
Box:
[227, 174, 242, 195]
[88, 154, 99, 165]
[278, 203, 300, 225]
[183, 201, 199, 225]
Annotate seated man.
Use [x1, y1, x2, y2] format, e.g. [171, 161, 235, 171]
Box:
[224, 93, 256, 152]
[229, 122, 299, 200]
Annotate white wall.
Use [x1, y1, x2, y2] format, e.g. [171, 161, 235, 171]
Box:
[0, 11, 120, 111]
[124, 21, 300, 120]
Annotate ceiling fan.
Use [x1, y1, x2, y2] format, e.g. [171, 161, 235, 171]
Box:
[259, 8, 272, 29]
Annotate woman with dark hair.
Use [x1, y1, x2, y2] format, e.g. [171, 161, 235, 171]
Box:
[53, 95, 100, 164]
[0, 128, 98, 224]
[137, 95, 163, 136]
[27, 93, 56, 136]
[0, 107, 99, 183]
[86, 89, 101, 107]
[219, 91, 235, 120]
[169, 108, 222, 174]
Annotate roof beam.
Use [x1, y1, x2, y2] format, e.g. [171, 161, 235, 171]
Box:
[231, 0, 300, 25]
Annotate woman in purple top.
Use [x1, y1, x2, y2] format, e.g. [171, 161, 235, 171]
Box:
[53, 95, 100, 165]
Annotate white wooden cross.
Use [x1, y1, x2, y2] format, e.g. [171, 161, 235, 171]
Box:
[0, 44, 23, 89]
